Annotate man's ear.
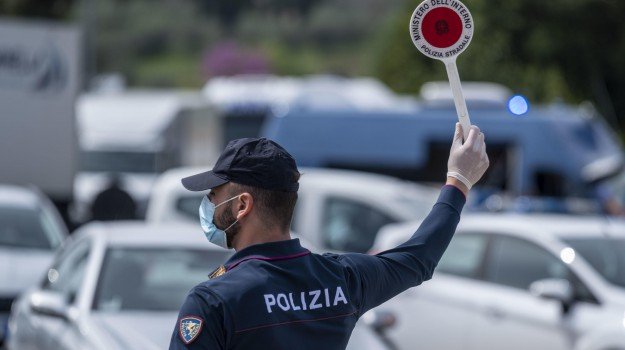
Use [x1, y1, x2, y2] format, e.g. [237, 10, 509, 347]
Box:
[235, 192, 253, 220]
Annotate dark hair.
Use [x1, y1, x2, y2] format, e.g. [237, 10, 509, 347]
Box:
[230, 173, 300, 230]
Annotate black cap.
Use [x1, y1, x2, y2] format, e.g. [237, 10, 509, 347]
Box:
[181, 138, 300, 192]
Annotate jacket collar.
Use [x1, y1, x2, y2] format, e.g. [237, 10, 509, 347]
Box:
[225, 238, 310, 271]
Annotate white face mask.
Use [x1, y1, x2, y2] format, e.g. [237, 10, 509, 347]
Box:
[198, 195, 240, 249]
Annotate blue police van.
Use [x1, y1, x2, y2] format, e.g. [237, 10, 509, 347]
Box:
[261, 87, 623, 203]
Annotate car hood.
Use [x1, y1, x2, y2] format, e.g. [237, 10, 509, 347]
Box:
[0, 247, 53, 296]
[89, 312, 387, 350]
[91, 311, 177, 350]
[602, 285, 625, 309]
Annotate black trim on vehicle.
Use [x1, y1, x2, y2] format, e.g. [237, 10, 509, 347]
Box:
[0, 296, 15, 313]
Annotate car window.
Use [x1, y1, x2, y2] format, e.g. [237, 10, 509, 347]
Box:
[80, 150, 162, 173]
[437, 234, 488, 279]
[485, 236, 569, 290]
[564, 238, 625, 289]
[0, 206, 59, 250]
[94, 247, 231, 311]
[175, 195, 203, 220]
[321, 196, 396, 253]
[39, 205, 65, 249]
[43, 240, 91, 304]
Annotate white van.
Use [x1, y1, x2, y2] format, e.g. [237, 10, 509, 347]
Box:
[72, 90, 207, 223]
[146, 166, 439, 253]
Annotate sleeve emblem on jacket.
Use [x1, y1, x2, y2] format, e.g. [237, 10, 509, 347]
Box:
[179, 316, 203, 344]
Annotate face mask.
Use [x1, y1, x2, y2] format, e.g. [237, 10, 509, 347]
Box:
[199, 195, 240, 249]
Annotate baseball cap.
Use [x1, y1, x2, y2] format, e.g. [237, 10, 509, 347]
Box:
[181, 138, 300, 192]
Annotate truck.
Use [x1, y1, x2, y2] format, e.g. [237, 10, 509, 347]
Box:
[72, 89, 220, 223]
[262, 82, 624, 209]
[0, 18, 81, 223]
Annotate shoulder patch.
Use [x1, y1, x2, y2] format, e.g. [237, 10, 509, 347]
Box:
[179, 315, 203, 345]
[209, 265, 227, 279]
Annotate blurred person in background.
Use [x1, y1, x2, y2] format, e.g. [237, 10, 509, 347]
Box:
[90, 174, 137, 221]
[594, 180, 625, 216]
[170, 126, 488, 349]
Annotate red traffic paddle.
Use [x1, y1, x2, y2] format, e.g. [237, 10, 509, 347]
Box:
[409, 0, 474, 139]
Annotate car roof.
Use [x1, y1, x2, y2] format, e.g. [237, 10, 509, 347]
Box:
[0, 184, 40, 208]
[152, 166, 210, 195]
[78, 221, 225, 250]
[298, 167, 438, 198]
[79, 221, 322, 253]
[458, 213, 625, 239]
[375, 213, 625, 254]
[152, 166, 438, 198]
[77, 90, 203, 151]
[202, 74, 416, 112]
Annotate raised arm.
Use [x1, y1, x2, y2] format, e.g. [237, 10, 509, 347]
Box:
[338, 124, 488, 313]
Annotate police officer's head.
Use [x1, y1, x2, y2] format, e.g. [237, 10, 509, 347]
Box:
[181, 138, 300, 249]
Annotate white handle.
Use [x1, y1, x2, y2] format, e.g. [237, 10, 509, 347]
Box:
[444, 59, 472, 140]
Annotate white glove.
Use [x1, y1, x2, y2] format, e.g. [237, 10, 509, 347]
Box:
[447, 123, 489, 190]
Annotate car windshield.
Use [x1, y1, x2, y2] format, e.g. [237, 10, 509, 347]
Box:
[564, 238, 625, 288]
[80, 150, 161, 173]
[94, 247, 230, 311]
[394, 194, 434, 219]
[176, 195, 203, 220]
[0, 206, 63, 250]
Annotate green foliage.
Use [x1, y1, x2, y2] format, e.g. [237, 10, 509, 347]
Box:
[0, 0, 73, 19]
[90, 0, 220, 87]
[10, 0, 624, 129]
[68, 0, 397, 86]
[372, 0, 625, 128]
[264, 40, 369, 76]
[134, 54, 204, 87]
[236, 0, 400, 75]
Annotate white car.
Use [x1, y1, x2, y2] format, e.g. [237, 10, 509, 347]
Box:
[371, 213, 625, 350]
[146, 166, 439, 253]
[0, 185, 68, 344]
[8, 221, 393, 350]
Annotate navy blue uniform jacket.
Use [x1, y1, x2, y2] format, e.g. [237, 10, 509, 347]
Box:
[170, 185, 465, 349]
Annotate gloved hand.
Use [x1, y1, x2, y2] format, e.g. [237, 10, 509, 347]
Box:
[447, 123, 489, 190]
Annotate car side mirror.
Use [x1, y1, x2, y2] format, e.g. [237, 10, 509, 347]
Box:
[362, 309, 396, 332]
[28, 290, 71, 321]
[362, 310, 399, 350]
[529, 278, 574, 313]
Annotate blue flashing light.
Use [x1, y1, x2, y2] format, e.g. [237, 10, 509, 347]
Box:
[508, 95, 529, 116]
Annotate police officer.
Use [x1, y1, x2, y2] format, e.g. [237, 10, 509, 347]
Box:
[170, 123, 488, 349]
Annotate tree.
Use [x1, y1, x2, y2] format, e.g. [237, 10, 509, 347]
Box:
[373, 0, 625, 130]
[0, 0, 74, 19]
[195, 0, 251, 34]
